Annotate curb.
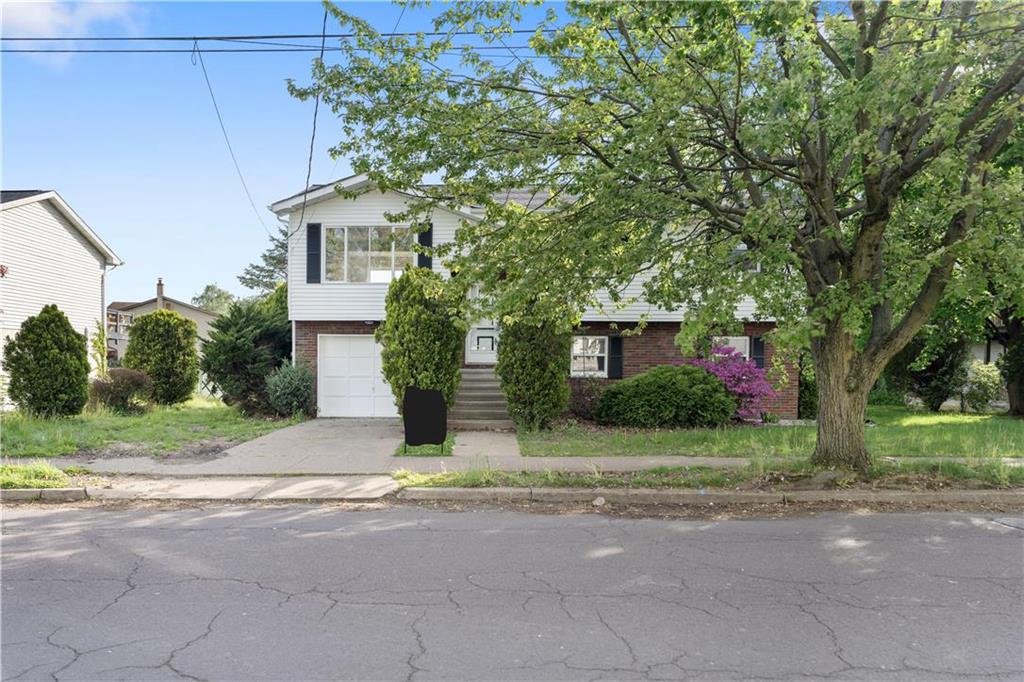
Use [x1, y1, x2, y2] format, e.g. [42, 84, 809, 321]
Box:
[1, 488, 89, 502]
[398, 487, 1024, 506]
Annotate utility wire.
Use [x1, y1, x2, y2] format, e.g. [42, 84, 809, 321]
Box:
[293, 8, 329, 239]
[192, 42, 273, 237]
[4, 29, 550, 41]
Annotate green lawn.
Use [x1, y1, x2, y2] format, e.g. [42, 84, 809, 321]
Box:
[0, 461, 70, 488]
[1, 398, 300, 458]
[394, 434, 455, 456]
[519, 406, 1024, 459]
[394, 459, 1024, 490]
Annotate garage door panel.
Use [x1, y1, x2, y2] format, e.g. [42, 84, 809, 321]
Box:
[318, 335, 398, 418]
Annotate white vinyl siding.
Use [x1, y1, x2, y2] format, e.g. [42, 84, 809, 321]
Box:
[0, 200, 106, 363]
[288, 190, 459, 321]
[285, 188, 761, 323]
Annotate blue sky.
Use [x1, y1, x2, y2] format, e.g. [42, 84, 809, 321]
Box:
[1, 1, 444, 304]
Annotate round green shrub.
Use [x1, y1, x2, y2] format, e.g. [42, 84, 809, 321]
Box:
[90, 368, 153, 414]
[201, 287, 291, 415]
[123, 309, 198, 405]
[496, 320, 571, 430]
[960, 360, 1003, 413]
[1, 304, 89, 417]
[266, 363, 315, 417]
[376, 267, 463, 411]
[594, 365, 736, 428]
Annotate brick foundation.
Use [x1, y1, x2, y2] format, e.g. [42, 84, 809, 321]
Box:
[295, 319, 799, 419]
[570, 321, 799, 419]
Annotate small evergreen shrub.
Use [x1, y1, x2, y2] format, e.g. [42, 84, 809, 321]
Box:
[1, 304, 89, 417]
[376, 267, 463, 411]
[595, 365, 736, 428]
[887, 337, 969, 411]
[797, 353, 818, 419]
[496, 320, 571, 430]
[123, 309, 199, 404]
[569, 377, 606, 421]
[960, 360, 1003, 413]
[688, 345, 776, 420]
[201, 286, 291, 415]
[868, 375, 907, 406]
[90, 368, 152, 413]
[266, 363, 315, 417]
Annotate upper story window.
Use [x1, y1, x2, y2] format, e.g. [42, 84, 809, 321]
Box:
[324, 226, 415, 283]
[571, 336, 608, 377]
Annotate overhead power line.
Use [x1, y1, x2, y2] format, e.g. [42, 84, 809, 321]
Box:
[293, 8, 329, 238]
[192, 42, 273, 238]
[3, 30, 550, 41]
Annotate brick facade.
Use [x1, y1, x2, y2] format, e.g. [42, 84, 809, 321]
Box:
[295, 319, 799, 419]
[570, 321, 799, 419]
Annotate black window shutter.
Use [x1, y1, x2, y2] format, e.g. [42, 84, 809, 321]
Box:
[306, 223, 321, 284]
[608, 336, 624, 379]
[750, 336, 765, 369]
[417, 223, 433, 269]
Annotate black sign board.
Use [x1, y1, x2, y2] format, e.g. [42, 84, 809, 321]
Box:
[403, 386, 447, 448]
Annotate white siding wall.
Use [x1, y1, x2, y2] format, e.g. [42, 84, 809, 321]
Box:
[287, 190, 759, 322]
[287, 190, 459, 321]
[0, 200, 106, 358]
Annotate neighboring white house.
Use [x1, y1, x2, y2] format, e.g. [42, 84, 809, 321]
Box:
[270, 174, 800, 421]
[107, 278, 219, 362]
[0, 190, 122, 377]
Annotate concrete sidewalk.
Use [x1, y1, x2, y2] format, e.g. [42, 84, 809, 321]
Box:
[90, 475, 398, 501]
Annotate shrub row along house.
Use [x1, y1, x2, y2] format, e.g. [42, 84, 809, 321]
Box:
[271, 174, 799, 423]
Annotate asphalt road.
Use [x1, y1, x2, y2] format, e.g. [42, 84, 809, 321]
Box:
[3, 506, 1022, 681]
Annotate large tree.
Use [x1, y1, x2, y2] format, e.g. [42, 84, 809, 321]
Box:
[238, 225, 288, 294]
[192, 283, 235, 315]
[296, 1, 1024, 468]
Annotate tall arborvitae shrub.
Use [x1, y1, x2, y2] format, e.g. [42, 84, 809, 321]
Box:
[123, 309, 199, 404]
[376, 267, 463, 411]
[201, 284, 291, 415]
[2, 304, 89, 416]
[495, 319, 571, 430]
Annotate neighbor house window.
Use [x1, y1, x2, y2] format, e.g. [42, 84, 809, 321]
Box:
[571, 336, 608, 377]
[324, 226, 415, 283]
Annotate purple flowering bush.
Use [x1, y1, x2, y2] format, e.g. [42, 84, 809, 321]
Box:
[688, 346, 777, 420]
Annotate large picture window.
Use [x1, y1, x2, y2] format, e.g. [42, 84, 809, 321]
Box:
[571, 336, 608, 377]
[324, 226, 415, 283]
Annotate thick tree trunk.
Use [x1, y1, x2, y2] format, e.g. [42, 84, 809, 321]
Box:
[1007, 372, 1024, 417]
[811, 327, 873, 470]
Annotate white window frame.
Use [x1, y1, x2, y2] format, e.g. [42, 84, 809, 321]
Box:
[322, 225, 415, 284]
[714, 336, 750, 359]
[570, 335, 609, 378]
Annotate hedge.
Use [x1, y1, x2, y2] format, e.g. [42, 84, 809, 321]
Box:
[496, 319, 570, 430]
[595, 365, 736, 428]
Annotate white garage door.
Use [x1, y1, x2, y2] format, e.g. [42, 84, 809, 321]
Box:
[317, 335, 398, 417]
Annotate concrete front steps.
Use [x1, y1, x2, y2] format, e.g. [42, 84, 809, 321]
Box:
[450, 367, 515, 431]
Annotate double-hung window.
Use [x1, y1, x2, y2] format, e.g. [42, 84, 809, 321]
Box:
[324, 226, 415, 283]
[571, 336, 608, 377]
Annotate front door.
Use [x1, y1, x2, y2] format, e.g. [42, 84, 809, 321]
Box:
[465, 323, 499, 365]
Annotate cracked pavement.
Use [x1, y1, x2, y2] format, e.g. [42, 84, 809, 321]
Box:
[2, 507, 1022, 681]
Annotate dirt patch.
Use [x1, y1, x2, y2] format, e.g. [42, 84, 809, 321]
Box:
[69, 438, 240, 462]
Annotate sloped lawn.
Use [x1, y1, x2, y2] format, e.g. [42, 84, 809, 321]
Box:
[519, 406, 1024, 459]
[1, 398, 300, 458]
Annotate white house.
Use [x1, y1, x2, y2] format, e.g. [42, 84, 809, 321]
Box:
[0, 190, 122, 376]
[270, 174, 798, 422]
